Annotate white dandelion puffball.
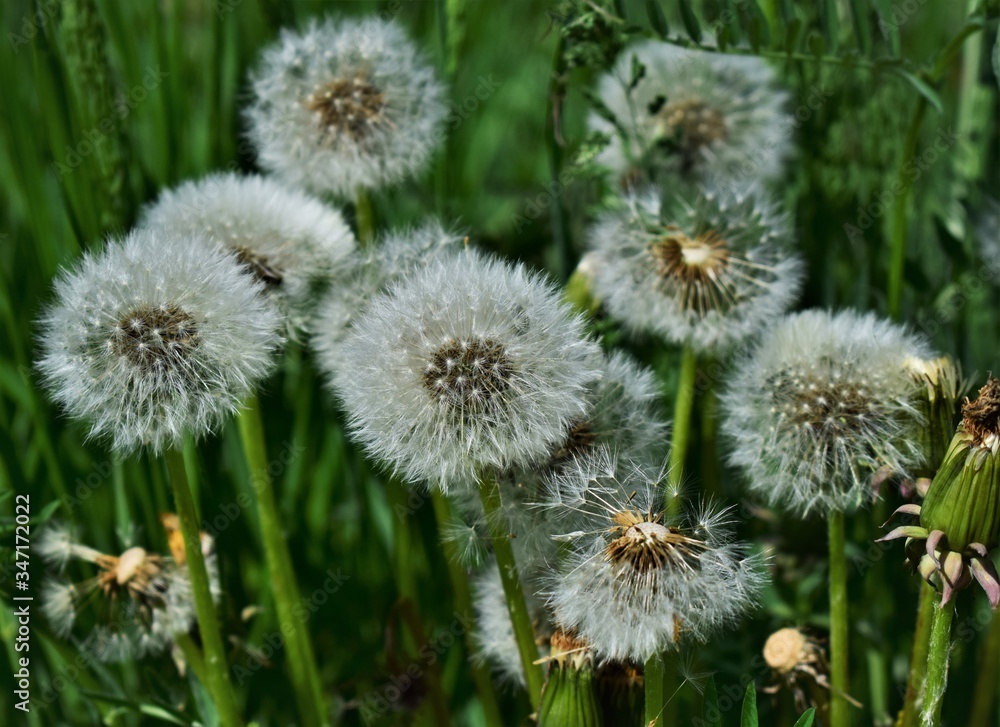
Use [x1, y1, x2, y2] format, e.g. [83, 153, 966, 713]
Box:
[588, 185, 803, 352]
[313, 220, 464, 379]
[589, 40, 791, 182]
[141, 173, 356, 336]
[38, 229, 282, 455]
[721, 309, 930, 516]
[334, 248, 602, 490]
[543, 448, 766, 663]
[472, 563, 551, 688]
[246, 16, 447, 197]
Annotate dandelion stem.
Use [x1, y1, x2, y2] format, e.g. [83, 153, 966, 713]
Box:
[644, 656, 665, 725]
[968, 598, 1000, 726]
[478, 474, 544, 709]
[922, 595, 955, 727]
[237, 395, 328, 727]
[828, 510, 851, 727]
[430, 491, 505, 727]
[164, 447, 245, 727]
[900, 582, 937, 727]
[174, 632, 209, 688]
[355, 187, 375, 247]
[666, 344, 698, 515]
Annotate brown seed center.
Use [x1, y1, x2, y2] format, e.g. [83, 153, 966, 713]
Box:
[233, 246, 284, 287]
[963, 376, 1000, 446]
[547, 420, 597, 469]
[769, 363, 877, 435]
[305, 75, 386, 141]
[763, 627, 809, 674]
[650, 230, 732, 314]
[112, 305, 199, 369]
[422, 338, 514, 412]
[606, 512, 705, 574]
[657, 97, 727, 151]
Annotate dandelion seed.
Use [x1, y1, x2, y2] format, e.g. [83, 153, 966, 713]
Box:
[542, 448, 766, 663]
[141, 173, 356, 337]
[588, 185, 802, 352]
[246, 16, 447, 196]
[37, 229, 282, 455]
[722, 309, 928, 516]
[589, 41, 792, 183]
[333, 249, 602, 490]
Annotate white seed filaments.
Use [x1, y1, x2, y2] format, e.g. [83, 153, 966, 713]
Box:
[111, 305, 200, 370]
[648, 228, 734, 317]
[305, 74, 387, 142]
[605, 511, 708, 580]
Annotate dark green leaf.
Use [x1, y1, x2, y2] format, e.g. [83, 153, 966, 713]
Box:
[872, 0, 901, 55]
[848, 0, 872, 55]
[793, 708, 817, 727]
[679, 0, 702, 43]
[894, 70, 944, 113]
[784, 17, 802, 54]
[646, 0, 669, 38]
[807, 30, 826, 58]
[744, 1, 770, 52]
[819, 0, 840, 53]
[703, 677, 722, 727]
[741, 682, 758, 727]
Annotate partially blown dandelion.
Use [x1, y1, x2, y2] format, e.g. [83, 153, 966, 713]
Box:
[141, 173, 356, 336]
[588, 185, 802, 352]
[589, 41, 791, 183]
[542, 448, 766, 662]
[38, 521, 217, 662]
[246, 16, 447, 196]
[38, 230, 282, 454]
[333, 249, 602, 489]
[722, 309, 928, 516]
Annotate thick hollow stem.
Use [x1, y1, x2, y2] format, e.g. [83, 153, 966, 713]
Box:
[921, 596, 955, 727]
[355, 187, 375, 248]
[430, 491, 504, 727]
[828, 510, 851, 727]
[644, 655, 665, 726]
[237, 396, 328, 727]
[900, 582, 937, 727]
[478, 475, 544, 709]
[164, 448, 245, 727]
[666, 344, 698, 515]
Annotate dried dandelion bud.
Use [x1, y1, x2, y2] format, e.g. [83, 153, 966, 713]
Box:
[879, 377, 1000, 608]
[905, 355, 964, 479]
[538, 631, 602, 727]
[246, 16, 447, 196]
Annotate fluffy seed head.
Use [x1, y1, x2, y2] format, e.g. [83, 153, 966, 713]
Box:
[588, 186, 803, 352]
[542, 448, 766, 662]
[313, 220, 464, 379]
[722, 309, 929, 516]
[37, 229, 282, 455]
[140, 173, 356, 337]
[333, 249, 602, 490]
[589, 41, 792, 183]
[246, 16, 447, 196]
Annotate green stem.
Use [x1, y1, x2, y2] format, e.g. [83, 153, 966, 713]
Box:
[387, 478, 418, 601]
[699, 376, 720, 500]
[644, 656, 664, 726]
[355, 187, 375, 248]
[828, 511, 850, 727]
[430, 491, 504, 727]
[164, 448, 245, 727]
[666, 344, 698, 513]
[544, 33, 571, 280]
[174, 631, 209, 687]
[968, 601, 1000, 727]
[900, 582, 937, 727]
[237, 396, 327, 727]
[478, 475, 544, 709]
[922, 596, 955, 727]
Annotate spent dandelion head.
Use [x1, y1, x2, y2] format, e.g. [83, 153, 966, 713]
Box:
[333, 248, 602, 490]
[37, 229, 282, 455]
[589, 41, 792, 184]
[588, 185, 803, 352]
[542, 448, 766, 663]
[722, 309, 929, 516]
[246, 16, 447, 197]
[141, 173, 356, 337]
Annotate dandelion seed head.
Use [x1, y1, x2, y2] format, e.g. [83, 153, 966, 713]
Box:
[334, 249, 602, 490]
[588, 186, 803, 352]
[722, 309, 929, 516]
[590, 41, 792, 182]
[141, 173, 356, 337]
[38, 229, 282, 455]
[246, 16, 447, 196]
[542, 447, 765, 662]
[41, 580, 78, 637]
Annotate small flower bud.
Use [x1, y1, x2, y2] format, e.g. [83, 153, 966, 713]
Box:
[538, 632, 602, 727]
[905, 355, 963, 479]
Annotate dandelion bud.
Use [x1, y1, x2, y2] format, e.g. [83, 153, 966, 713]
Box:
[879, 377, 1000, 607]
[905, 355, 963, 479]
[538, 631, 602, 727]
[246, 16, 447, 197]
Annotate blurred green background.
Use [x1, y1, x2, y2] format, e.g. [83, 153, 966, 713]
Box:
[1, 0, 998, 725]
